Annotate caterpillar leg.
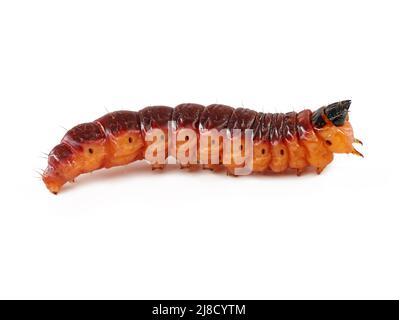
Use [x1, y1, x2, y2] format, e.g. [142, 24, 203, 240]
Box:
[202, 164, 213, 171]
[316, 166, 327, 174]
[351, 148, 364, 158]
[180, 163, 200, 170]
[226, 169, 239, 177]
[202, 164, 224, 172]
[354, 138, 363, 146]
[151, 164, 166, 170]
[352, 138, 364, 157]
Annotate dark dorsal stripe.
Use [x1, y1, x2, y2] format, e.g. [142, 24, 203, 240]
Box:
[260, 113, 273, 142]
[270, 113, 285, 142]
[283, 112, 297, 140]
[251, 112, 264, 141]
[296, 109, 313, 139]
[48, 143, 74, 166]
[138, 106, 174, 133]
[227, 108, 258, 132]
[62, 122, 106, 148]
[311, 107, 326, 128]
[172, 103, 205, 130]
[199, 104, 235, 131]
[96, 111, 140, 135]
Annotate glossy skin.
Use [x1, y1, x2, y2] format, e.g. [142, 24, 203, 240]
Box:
[42, 101, 362, 194]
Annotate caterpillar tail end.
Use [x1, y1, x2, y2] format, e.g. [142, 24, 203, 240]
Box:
[42, 167, 66, 195]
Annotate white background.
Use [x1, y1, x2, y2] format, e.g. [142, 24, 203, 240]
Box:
[0, 0, 398, 299]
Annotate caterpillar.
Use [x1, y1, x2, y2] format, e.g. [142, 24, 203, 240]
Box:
[42, 100, 363, 194]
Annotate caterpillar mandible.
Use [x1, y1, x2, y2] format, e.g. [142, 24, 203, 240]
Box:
[42, 100, 363, 194]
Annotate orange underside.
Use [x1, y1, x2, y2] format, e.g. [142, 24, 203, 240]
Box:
[43, 121, 356, 194]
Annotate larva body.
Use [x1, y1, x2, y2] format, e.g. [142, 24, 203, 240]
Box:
[42, 100, 363, 194]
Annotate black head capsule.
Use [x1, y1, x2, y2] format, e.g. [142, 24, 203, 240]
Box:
[324, 100, 351, 126]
